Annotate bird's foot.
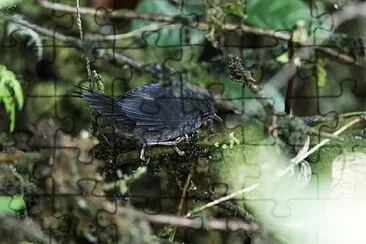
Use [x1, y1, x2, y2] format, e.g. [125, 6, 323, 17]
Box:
[173, 146, 185, 155]
[139, 145, 151, 163]
[144, 135, 190, 157]
[175, 134, 189, 144]
[172, 134, 190, 155]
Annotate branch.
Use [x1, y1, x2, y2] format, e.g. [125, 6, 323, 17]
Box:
[226, 56, 274, 116]
[38, 0, 179, 23]
[36, 0, 289, 41]
[115, 204, 261, 233]
[75, 0, 91, 79]
[5, 15, 238, 119]
[87, 23, 179, 41]
[186, 183, 259, 218]
[277, 116, 366, 178]
[294, 116, 365, 165]
[5, 15, 71, 42]
[36, 0, 366, 69]
[4, 16, 153, 72]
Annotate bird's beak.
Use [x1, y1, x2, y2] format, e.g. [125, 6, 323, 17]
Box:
[209, 113, 222, 123]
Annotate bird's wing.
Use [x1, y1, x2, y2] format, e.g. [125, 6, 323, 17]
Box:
[121, 90, 182, 131]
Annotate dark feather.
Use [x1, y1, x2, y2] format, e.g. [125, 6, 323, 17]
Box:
[119, 85, 183, 131]
[77, 82, 220, 144]
[82, 91, 128, 120]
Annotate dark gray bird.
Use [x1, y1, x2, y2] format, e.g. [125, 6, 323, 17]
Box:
[81, 83, 222, 160]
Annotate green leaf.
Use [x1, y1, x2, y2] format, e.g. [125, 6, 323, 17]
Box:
[0, 64, 24, 132]
[0, 195, 24, 214]
[276, 52, 289, 63]
[245, 0, 311, 30]
[316, 57, 327, 88]
[8, 195, 25, 211]
[0, 0, 21, 9]
[180, 0, 205, 15]
[131, 0, 205, 47]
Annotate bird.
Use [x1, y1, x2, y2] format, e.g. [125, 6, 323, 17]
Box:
[80, 83, 222, 160]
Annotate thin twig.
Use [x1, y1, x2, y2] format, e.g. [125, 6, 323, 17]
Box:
[294, 117, 364, 164]
[186, 183, 259, 218]
[38, 0, 179, 23]
[226, 56, 273, 116]
[277, 116, 365, 178]
[4, 16, 71, 42]
[177, 167, 195, 216]
[169, 166, 195, 242]
[37, 0, 366, 69]
[308, 127, 343, 140]
[75, 0, 91, 79]
[113, 203, 261, 233]
[4, 16, 149, 72]
[87, 23, 178, 41]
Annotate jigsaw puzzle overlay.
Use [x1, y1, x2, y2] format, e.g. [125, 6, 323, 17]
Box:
[1, 0, 366, 243]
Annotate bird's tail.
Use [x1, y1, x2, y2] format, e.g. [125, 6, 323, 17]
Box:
[73, 82, 127, 120]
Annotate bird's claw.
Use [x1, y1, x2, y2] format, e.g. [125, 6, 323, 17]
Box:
[142, 135, 190, 159]
[139, 145, 151, 163]
[184, 134, 189, 142]
[174, 146, 185, 156]
[175, 134, 189, 144]
[172, 135, 189, 156]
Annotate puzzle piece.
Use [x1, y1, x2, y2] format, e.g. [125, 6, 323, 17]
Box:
[3, 0, 366, 243]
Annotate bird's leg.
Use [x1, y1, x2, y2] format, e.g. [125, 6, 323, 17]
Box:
[184, 133, 190, 142]
[146, 134, 190, 156]
[173, 145, 185, 156]
[139, 144, 147, 161]
[176, 134, 189, 144]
